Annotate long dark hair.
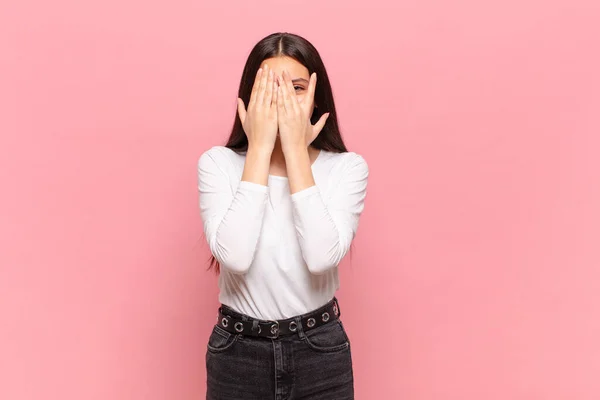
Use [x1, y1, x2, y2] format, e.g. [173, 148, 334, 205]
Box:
[208, 32, 348, 272]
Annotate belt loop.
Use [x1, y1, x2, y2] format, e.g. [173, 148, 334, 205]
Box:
[333, 297, 341, 318]
[294, 316, 306, 339]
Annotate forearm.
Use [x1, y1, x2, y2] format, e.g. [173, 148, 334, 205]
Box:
[284, 146, 315, 194]
[290, 189, 345, 274]
[198, 148, 269, 274]
[285, 146, 341, 273]
[241, 144, 273, 187]
[211, 182, 268, 273]
[288, 153, 369, 275]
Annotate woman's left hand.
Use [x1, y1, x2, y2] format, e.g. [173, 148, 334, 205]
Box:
[276, 70, 330, 154]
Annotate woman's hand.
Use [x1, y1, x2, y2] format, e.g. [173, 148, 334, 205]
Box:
[276, 70, 330, 154]
[237, 64, 278, 152]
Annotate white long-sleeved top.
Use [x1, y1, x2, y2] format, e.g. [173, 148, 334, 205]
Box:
[197, 145, 369, 320]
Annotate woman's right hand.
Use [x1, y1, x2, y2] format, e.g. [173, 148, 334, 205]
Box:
[237, 64, 278, 152]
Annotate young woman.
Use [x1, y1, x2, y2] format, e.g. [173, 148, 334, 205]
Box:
[197, 32, 369, 400]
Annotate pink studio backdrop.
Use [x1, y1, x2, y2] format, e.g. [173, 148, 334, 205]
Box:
[1, 0, 599, 399]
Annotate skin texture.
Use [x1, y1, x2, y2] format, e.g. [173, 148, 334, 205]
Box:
[236, 57, 330, 193]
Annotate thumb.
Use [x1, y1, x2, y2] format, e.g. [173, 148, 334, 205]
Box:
[312, 112, 330, 136]
[237, 98, 247, 124]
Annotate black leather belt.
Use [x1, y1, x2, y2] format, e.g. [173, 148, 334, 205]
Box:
[216, 297, 341, 339]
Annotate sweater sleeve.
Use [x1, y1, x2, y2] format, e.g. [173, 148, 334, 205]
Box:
[290, 153, 369, 275]
[197, 149, 269, 274]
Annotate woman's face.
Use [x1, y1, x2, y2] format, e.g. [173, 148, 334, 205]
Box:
[260, 56, 313, 111]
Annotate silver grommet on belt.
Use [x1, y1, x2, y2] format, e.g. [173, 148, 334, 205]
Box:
[333, 303, 339, 316]
[234, 322, 244, 333]
[307, 318, 316, 328]
[322, 312, 330, 322]
[270, 324, 279, 335]
[221, 318, 229, 328]
[289, 321, 297, 332]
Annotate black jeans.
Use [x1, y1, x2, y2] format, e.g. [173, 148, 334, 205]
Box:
[205, 303, 354, 400]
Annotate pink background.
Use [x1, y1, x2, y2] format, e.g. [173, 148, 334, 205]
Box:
[2, 0, 599, 399]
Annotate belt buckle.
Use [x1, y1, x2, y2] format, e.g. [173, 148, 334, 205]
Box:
[265, 320, 280, 339]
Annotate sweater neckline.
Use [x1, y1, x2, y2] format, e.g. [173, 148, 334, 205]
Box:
[268, 149, 323, 181]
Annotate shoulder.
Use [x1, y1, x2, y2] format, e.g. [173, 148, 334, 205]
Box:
[197, 146, 245, 171]
[344, 151, 368, 171]
[198, 145, 240, 164]
[319, 150, 369, 177]
[197, 146, 247, 186]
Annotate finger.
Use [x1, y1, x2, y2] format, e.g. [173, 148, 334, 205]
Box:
[256, 64, 269, 106]
[237, 98, 247, 124]
[283, 69, 295, 93]
[312, 112, 330, 136]
[248, 68, 263, 107]
[282, 70, 300, 114]
[277, 85, 286, 116]
[270, 80, 278, 110]
[304, 72, 317, 108]
[264, 68, 274, 107]
[279, 75, 293, 114]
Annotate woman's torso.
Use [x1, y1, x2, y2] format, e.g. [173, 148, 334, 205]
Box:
[204, 146, 359, 320]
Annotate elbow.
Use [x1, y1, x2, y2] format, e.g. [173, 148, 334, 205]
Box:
[306, 260, 338, 275]
[302, 239, 353, 275]
[210, 238, 253, 275]
[303, 252, 341, 275]
[215, 252, 252, 274]
[209, 226, 257, 274]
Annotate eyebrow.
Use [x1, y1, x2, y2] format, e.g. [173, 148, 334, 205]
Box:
[291, 78, 309, 85]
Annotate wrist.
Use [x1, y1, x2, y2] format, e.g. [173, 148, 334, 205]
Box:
[282, 146, 315, 194]
[282, 141, 307, 156]
[282, 146, 310, 164]
[247, 143, 274, 157]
